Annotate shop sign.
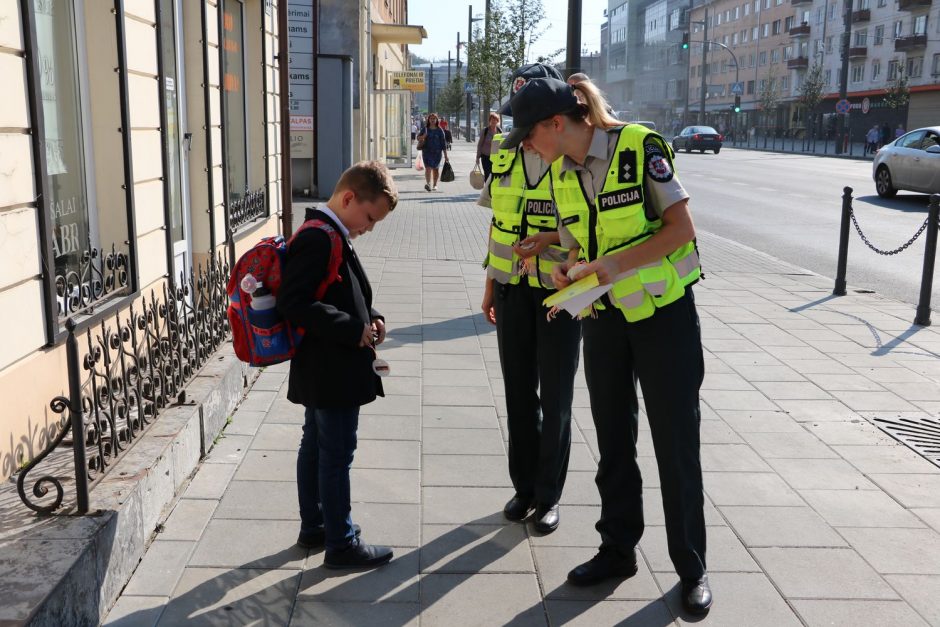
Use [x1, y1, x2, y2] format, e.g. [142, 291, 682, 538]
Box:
[390, 70, 426, 92]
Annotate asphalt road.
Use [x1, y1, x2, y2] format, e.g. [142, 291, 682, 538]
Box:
[676, 146, 939, 310]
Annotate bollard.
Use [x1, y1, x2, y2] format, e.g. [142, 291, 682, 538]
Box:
[833, 186, 853, 296]
[914, 194, 940, 326]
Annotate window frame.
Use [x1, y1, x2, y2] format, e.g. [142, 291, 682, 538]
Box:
[22, 0, 140, 344]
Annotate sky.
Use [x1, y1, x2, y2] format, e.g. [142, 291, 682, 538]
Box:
[407, 0, 609, 65]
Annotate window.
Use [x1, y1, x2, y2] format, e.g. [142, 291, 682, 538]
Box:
[724, 9, 730, 22]
[816, 8, 823, 25]
[716, 12, 721, 25]
[762, 23, 770, 37]
[907, 56, 923, 78]
[781, 76, 789, 90]
[851, 64, 864, 83]
[898, 130, 925, 149]
[745, 3, 750, 16]
[913, 15, 927, 35]
[771, 48, 780, 63]
[877, 0, 886, 6]
[934, 53, 940, 76]
[772, 19, 781, 35]
[854, 29, 867, 46]
[894, 20, 903, 39]
[741, 29, 747, 43]
[221, 0, 249, 208]
[733, 32, 739, 45]
[759, 50, 768, 65]
[785, 16, 794, 31]
[753, 26, 759, 40]
[829, 4, 836, 20]
[754, 0, 759, 12]
[775, 0, 782, 6]
[733, 6, 739, 19]
[888, 59, 900, 80]
[874, 25, 884, 45]
[823, 69, 831, 85]
[858, 0, 869, 8]
[763, 0, 770, 9]
[746, 79, 755, 94]
[784, 46, 793, 60]
[826, 36, 833, 53]
[872, 60, 880, 80]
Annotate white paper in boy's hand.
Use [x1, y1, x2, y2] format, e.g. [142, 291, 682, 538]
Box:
[543, 272, 612, 317]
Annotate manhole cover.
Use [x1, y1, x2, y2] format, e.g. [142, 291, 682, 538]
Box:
[872, 416, 940, 469]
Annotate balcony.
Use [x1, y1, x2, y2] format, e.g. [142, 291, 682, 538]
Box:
[852, 8, 871, 22]
[788, 23, 811, 37]
[787, 56, 809, 69]
[895, 34, 928, 51]
[848, 46, 868, 58]
[790, 0, 812, 5]
[898, 0, 931, 9]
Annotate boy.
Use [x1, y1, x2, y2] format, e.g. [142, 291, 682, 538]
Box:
[277, 161, 398, 569]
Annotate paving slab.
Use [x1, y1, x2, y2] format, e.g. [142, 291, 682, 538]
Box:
[703, 472, 804, 507]
[868, 473, 940, 508]
[765, 457, 877, 490]
[534, 546, 662, 601]
[654, 572, 802, 626]
[884, 574, 940, 626]
[790, 599, 930, 627]
[422, 454, 512, 487]
[420, 524, 534, 573]
[298, 550, 420, 602]
[798, 489, 926, 528]
[719, 506, 847, 548]
[157, 499, 218, 541]
[737, 430, 838, 459]
[103, 595, 167, 627]
[421, 427, 504, 455]
[839, 527, 940, 574]
[751, 547, 898, 599]
[290, 601, 419, 626]
[543, 599, 675, 626]
[188, 519, 306, 569]
[419, 573, 546, 626]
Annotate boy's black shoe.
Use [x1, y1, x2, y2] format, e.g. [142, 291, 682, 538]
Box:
[533, 503, 560, 533]
[296, 523, 361, 549]
[503, 495, 534, 521]
[323, 538, 393, 569]
[424, 183, 431, 192]
[681, 574, 713, 615]
[567, 548, 638, 586]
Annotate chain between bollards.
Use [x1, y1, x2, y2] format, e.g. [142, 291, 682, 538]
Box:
[833, 186, 853, 296]
[914, 194, 940, 326]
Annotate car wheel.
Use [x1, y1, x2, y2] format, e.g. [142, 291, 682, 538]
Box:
[875, 166, 898, 198]
[714, 148, 721, 154]
[685, 145, 692, 153]
[699, 149, 705, 153]
[672, 141, 679, 152]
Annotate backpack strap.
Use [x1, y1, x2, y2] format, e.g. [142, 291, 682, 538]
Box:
[288, 218, 344, 299]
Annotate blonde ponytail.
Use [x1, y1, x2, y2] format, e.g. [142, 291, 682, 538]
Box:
[571, 81, 627, 129]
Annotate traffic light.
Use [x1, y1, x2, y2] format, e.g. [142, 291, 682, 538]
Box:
[681, 32, 690, 50]
[733, 95, 741, 113]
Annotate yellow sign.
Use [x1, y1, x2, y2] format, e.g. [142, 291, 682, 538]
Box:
[390, 70, 425, 92]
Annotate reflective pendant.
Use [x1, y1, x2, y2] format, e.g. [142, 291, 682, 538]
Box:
[372, 358, 390, 377]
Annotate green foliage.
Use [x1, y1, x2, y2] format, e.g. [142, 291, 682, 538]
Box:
[436, 76, 466, 119]
[884, 68, 910, 109]
[797, 62, 825, 111]
[465, 0, 547, 113]
[758, 65, 781, 114]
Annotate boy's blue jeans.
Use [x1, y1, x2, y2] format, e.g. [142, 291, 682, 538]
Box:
[297, 405, 359, 551]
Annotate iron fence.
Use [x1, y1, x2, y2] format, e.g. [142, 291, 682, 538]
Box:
[17, 256, 230, 514]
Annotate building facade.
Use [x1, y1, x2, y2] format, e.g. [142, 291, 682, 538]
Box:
[0, 0, 285, 484]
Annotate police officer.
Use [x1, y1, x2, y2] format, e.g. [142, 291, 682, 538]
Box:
[479, 64, 582, 534]
[500, 77, 712, 615]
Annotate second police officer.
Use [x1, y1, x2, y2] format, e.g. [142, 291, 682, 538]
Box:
[478, 64, 582, 534]
[499, 76, 712, 615]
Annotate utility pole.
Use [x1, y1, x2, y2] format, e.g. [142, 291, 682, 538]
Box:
[835, 0, 853, 154]
[566, 0, 582, 78]
[483, 0, 492, 121]
[699, 8, 709, 125]
[448, 51, 452, 83]
[429, 62, 435, 113]
[467, 6, 473, 139]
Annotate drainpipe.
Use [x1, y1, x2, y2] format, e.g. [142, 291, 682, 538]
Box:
[278, 0, 292, 235]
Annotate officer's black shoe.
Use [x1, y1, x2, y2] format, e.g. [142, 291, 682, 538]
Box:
[567, 548, 638, 586]
[296, 523, 361, 549]
[503, 495, 534, 521]
[323, 537, 393, 569]
[681, 574, 713, 615]
[533, 503, 560, 533]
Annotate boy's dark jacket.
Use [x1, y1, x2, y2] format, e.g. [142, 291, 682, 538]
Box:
[277, 207, 384, 408]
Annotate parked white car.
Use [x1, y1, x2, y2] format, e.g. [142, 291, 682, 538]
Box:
[873, 126, 940, 198]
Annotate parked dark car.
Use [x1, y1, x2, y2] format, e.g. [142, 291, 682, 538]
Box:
[872, 126, 940, 198]
[672, 126, 723, 154]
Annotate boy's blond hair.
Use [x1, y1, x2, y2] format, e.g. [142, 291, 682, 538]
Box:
[335, 160, 399, 211]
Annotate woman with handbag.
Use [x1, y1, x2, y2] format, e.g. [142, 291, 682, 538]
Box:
[416, 113, 448, 192]
[476, 113, 502, 182]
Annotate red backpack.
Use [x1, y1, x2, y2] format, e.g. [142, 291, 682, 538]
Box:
[227, 219, 343, 366]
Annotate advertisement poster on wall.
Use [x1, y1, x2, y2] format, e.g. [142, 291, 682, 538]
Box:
[288, 0, 314, 159]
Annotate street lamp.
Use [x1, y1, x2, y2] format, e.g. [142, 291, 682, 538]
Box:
[465, 6, 484, 140]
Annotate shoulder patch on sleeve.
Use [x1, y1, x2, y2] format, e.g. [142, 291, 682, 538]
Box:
[644, 141, 674, 183]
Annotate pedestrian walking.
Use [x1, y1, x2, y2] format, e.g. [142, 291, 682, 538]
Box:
[865, 124, 880, 155]
[416, 113, 448, 191]
[477, 113, 502, 182]
[440, 119, 453, 150]
[277, 161, 398, 569]
[895, 123, 906, 139]
[477, 63, 581, 535]
[501, 77, 711, 615]
[881, 122, 892, 148]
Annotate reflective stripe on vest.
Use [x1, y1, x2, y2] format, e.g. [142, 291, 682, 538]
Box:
[551, 126, 701, 322]
[487, 135, 564, 289]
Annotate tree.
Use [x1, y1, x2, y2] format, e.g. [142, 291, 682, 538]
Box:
[436, 76, 465, 122]
[757, 65, 781, 133]
[883, 66, 910, 109]
[465, 0, 547, 119]
[797, 62, 825, 139]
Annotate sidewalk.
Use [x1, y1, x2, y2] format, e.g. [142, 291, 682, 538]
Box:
[105, 142, 940, 626]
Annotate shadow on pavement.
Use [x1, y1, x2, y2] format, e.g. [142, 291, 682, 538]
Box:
[856, 194, 931, 212]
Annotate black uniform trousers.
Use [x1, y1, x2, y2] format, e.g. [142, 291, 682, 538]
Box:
[494, 280, 582, 507]
[582, 289, 706, 580]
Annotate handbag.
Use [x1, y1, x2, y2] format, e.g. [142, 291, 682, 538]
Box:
[440, 160, 455, 183]
[416, 133, 426, 150]
[415, 153, 424, 171]
[469, 163, 485, 190]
